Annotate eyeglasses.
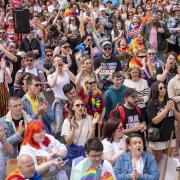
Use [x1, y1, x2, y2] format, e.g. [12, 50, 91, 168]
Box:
[33, 83, 42, 87]
[88, 81, 96, 85]
[148, 53, 155, 55]
[89, 152, 103, 159]
[159, 86, 166, 90]
[103, 47, 112, 51]
[62, 45, 70, 49]
[46, 54, 53, 57]
[75, 103, 84, 107]
[26, 59, 34, 62]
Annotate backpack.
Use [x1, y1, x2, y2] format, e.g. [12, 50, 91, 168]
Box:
[110, 104, 141, 125]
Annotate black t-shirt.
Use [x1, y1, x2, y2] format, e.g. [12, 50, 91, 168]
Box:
[146, 99, 176, 141]
[156, 66, 177, 85]
[114, 106, 144, 137]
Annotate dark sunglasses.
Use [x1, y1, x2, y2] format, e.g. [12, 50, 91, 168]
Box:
[0, 32, 5, 34]
[103, 47, 112, 51]
[33, 83, 42, 87]
[62, 46, 70, 49]
[138, 56, 147, 58]
[87, 38, 92, 41]
[159, 86, 166, 90]
[75, 103, 84, 107]
[26, 59, 34, 62]
[148, 53, 155, 55]
[88, 81, 96, 85]
[70, 19, 75, 21]
[46, 54, 53, 57]
[146, 9, 152, 11]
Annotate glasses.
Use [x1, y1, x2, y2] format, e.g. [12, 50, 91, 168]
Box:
[87, 38, 92, 41]
[138, 55, 147, 58]
[103, 47, 112, 51]
[46, 54, 53, 57]
[146, 9, 152, 12]
[70, 19, 75, 21]
[62, 46, 70, 49]
[0, 32, 5, 34]
[75, 103, 84, 107]
[33, 83, 42, 87]
[89, 152, 103, 159]
[26, 59, 33, 62]
[88, 81, 96, 85]
[159, 86, 166, 90]
[66, 90, 76, 96]
[148, 53, 155, 55]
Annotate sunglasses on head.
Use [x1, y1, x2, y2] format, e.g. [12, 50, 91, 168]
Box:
[33, 83, 42, 87]
[26, 59, 33, 62]
[75, 103, 84, 107]
[62, 45, 70, 49]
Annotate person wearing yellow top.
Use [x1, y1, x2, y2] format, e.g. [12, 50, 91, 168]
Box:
[22, 75, 54, 134]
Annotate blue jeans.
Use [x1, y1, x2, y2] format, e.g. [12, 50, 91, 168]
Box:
[54, 101, 66, 134]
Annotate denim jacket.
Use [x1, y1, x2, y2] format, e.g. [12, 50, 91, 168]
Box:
[22, 95, 55, 134]
[0, 110, 32, 159]
[114, 151, 160, 180]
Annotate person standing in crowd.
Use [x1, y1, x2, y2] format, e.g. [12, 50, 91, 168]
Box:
[104, 71, 126, 121]
[48, 55, 75, 135]
[142, 12, 170, 61]
[22, 75, 54, 134]
[114, 133, 159, 180]
[146, 81, 180, 163]
[168, 64, 180, 156]
[94, 41, 122, 92]
[0, 96, 31, 159]
[14, 51, 47, 94]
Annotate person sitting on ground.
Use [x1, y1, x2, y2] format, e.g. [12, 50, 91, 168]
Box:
[102, 121, 127, 165]
[19, 121, 68, 180]
[6, 154, 42, 180]
[114, 133, 160, 180]
[71, 137, 116, 180]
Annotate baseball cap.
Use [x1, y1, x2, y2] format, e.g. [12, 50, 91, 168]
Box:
[101, 41, 112, 47]
[99, 6, 106, 11]
[123, 88, 138, 98]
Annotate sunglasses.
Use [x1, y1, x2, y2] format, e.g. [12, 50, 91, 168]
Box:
[0, 32, 5, 34]
[87, 38, 92, 41]
[71, 19, 75, 21]
[88, 81, 96, 85]
[138, 56, 147, 58]
[148, 53, 155, 55]
[159, 86, 166, 90]
[46, 54, 53, 57]
[62, 45, 70, 49]
[103, 47, 112, 51]
[33, 83, 42, 87]
[75, 103, 84, 107]
[146, 9, 152, 11]
[26, 59, 34, 62]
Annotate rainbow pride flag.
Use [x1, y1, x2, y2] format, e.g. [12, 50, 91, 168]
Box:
[81, 167, 96, 180]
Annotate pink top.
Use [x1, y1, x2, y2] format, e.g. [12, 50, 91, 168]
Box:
[149, 26, 157, 50]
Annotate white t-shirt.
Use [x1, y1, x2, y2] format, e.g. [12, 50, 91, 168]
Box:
[61, 116, 93, 146]
[0, 68, 11, 83]
[19, 134, 67, 167]
[48, 72, 70, 100]
[25, 67, 38, 76]
[133, 156, 144, 175]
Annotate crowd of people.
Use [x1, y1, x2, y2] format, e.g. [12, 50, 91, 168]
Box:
[0, 0, 180, 179]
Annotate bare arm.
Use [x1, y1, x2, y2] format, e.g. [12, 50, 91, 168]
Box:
[47, 71, 59, 87]
[0, 45, 17, 62]
[64, 129, 76, 146]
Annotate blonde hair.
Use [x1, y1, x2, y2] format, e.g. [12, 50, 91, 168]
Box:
[126, 67, 142, 79]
